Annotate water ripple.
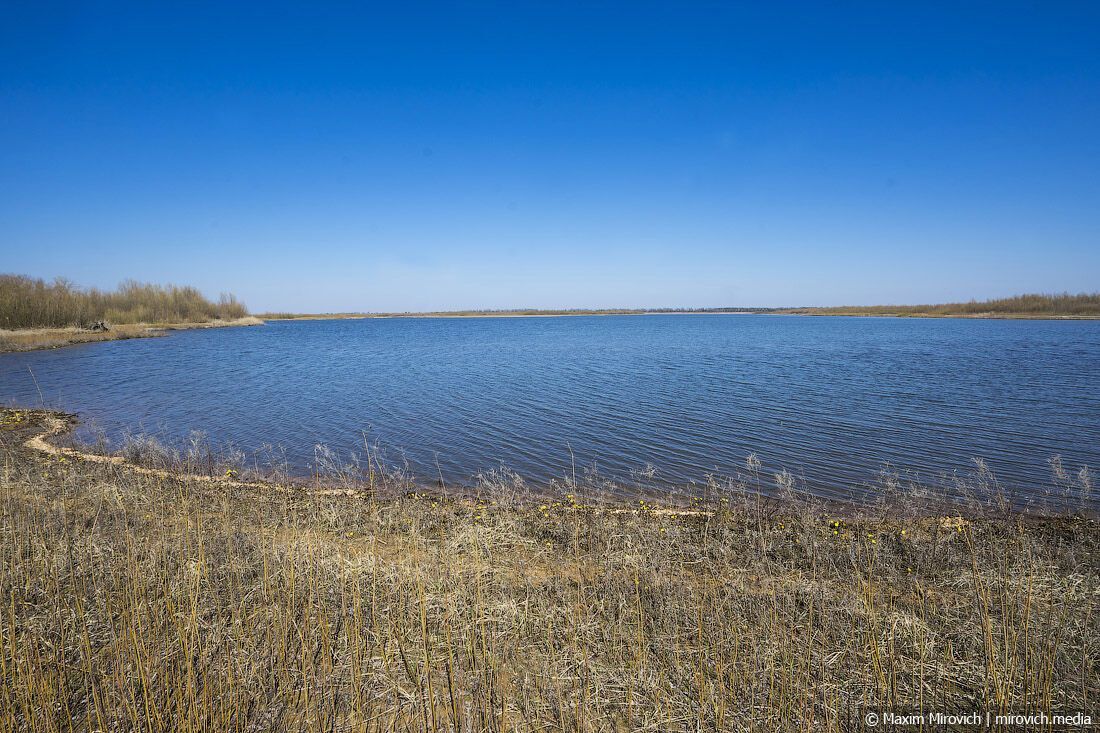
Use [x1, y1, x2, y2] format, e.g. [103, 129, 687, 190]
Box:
[1, 314, 1098, 500]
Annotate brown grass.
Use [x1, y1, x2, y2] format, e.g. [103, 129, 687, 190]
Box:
[1, 408, 1097, 731]
[0, 317, 263, 353]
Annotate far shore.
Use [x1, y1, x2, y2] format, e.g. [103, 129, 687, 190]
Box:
[259, 294, 1100, 321]
[0, 316, 264, 353]
[261, 308, 1100, 322]
[773, 311, 1100, 320]
[3, 292, 1096, 356]
[261, 309, 767, 320]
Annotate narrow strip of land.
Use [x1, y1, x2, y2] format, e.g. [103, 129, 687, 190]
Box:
[0, 316, 263, 352]
[260, 293, 1100, 321]
[258, 308, 770, 320]
[776, 292, 1100, 318]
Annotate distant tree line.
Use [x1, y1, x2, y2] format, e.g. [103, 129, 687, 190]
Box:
[257, 306, 778, 319]
[782, 293, 1100, 317]
[0, 274, 249, 329]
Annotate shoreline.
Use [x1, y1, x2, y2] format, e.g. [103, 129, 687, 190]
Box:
[9, 406, 1094, 518]
[3, 307, 1091, 355]
[772, 311, 1100, 320]
[9, 408, 712, 513]
[262, 310, 1100, 322]
[3, 309, 1092, 356]
[0, 316, 264, 353]
[261, 310, 767, 321]
[1, 406, 1096, 729]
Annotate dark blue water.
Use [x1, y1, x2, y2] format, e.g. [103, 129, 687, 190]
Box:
[2, 315, 1098, 502]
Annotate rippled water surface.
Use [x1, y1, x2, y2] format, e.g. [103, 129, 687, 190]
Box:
[2, 315, 1098, 501]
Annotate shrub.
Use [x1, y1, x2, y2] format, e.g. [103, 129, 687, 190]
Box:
[0, 274, 248, 329]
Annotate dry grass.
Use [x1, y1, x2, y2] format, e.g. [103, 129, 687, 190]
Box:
[1, 408, 1097, 731]
[0, 323, 157, 351]
[0, 317, 263, 353]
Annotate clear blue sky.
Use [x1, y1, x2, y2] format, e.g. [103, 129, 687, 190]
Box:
[2, 2, 1098, 312]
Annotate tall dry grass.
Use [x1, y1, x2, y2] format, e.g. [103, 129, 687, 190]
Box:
[0, 274, 248, 329]
[1, 408, 1097, 731]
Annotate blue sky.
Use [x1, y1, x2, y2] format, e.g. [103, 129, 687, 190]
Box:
[2, 2, 1099, 312]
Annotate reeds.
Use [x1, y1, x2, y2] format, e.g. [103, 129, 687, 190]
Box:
[0, 274, 248, 329]
[1, 408, 1097, 731]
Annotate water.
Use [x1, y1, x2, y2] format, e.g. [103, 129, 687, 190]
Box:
[2, 315, 1098, 503]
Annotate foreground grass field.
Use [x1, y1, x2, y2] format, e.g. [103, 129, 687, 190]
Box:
[1, 408, 1097, 731]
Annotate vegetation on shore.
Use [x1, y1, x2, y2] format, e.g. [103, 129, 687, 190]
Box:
[0, 274, 259, 352]
[780, 292, 1100, 318]
[0, 317, 264, 353]
[0, 274, 249, 329]
[261, 293, 1100, 321]
[1, 407, 1096, 731]
[4, 274, 1093, 333]
[258, 307, 769, 320]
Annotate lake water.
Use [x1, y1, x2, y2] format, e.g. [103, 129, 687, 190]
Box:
[2, 315, 1098, 504]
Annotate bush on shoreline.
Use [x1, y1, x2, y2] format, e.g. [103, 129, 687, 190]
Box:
[0, 274, 248, 329]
